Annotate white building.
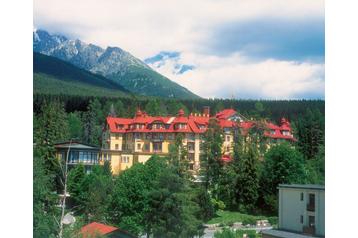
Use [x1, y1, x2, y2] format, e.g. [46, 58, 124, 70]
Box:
[262, 184, 325, 238]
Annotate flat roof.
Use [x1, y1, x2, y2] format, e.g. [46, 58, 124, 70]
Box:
[54, 141, 100, 150]
[261, 229, 321, 238]
[278, 184, 325, 191]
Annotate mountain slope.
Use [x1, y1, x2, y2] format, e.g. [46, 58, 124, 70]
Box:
[33, 29, 199, 99]
[34, 52, 130, 97]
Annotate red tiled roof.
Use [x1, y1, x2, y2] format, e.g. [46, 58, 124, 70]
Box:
[106, 110, 296, 142]
[221, 154, 232, 163]
[215, 109, 237, 119]
[81, 222, 118, 237]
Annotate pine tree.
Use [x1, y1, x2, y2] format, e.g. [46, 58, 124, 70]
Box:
[200, 118, 224, 197]
[234, 146, 259, 212]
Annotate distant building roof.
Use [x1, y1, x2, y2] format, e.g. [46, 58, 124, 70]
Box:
[261, 229, 321, 238]
[54, 141, 100, 150]
[81, 222, 118, 236]
[81, 222, 136, 238]
[278, 184, 325, 191]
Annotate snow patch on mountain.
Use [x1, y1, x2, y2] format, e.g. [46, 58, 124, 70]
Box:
[144, 51, 195, 75]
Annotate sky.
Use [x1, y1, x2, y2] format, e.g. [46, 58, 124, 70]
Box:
[34, 0, 325, 99]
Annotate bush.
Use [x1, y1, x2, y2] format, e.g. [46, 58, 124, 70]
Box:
[214, 228, 259, 238]
[211, 198, 226, 211]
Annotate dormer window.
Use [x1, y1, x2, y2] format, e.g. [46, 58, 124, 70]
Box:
[282, 130, 291, 136]
[270, 129, 275, 135]
[175, 123, 187, 129]
[116, 123, 124, 130]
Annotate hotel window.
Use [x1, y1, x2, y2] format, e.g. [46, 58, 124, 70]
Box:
[137, 143, 142, 150]
[134, 133, 140, 139]
[300, 215, 303, 224]
[153, 142, 162, 152]
[121, 156, 129, 163]
[144, 143, 150, 151]
[115, 134, 119, 139]
[167, 133, 174, 140]
[115, 144, 119, 150]
[189, 164, 194, 170]
[300, 192, 304, 201]
[282, 130, 290, 136]
[226, 135, 230, 142]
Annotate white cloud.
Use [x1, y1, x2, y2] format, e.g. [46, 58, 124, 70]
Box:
[34, 0, 325, 99]
[34, 0, 324, 58]
[153, 53, 324, 99]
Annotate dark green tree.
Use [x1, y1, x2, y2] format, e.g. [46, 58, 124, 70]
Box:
[167, 100, 189, 116]
[67, 112, 83, 140]
[200, 119, 224, 194]
[260, 143, 307, 213]
[234, 146, 260, 212]
[67, 164, 87, 213]
[33, 154, 59, 238]
[145, 169, 202, 238]
[145, 99, 167, 116]
[296, 108, 325, 160]
[34, 100, 69, 174]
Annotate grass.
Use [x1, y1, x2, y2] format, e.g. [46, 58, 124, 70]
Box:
[207, 210, 277, 226]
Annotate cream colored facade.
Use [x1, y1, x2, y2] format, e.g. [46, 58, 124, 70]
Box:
[101, 130, 212, 175]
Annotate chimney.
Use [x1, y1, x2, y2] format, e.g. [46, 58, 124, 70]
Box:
[203, 106, 210, 116]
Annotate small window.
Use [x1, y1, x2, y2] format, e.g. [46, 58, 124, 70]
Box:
[137, 144, 141, 150]
[121, 156, 129, 163]
[300, 192, 304, 201]
[300, 215, 303, 224]
[115, 144, 119, 150]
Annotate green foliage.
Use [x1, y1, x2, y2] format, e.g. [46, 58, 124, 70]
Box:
[234, 146, 260, 213]
[34, 100, 70, 191]
[68, 164, 113, 223]
[193, 187, 215, 222]
[306, 145, 325, 184]
[67, 164, 87, 213]
[260, 143, 307, 213]
[82, 99, 103, 146]
[201, 118, 224, 194]
[33, 156, 59, 238]
[214, 228, 259, 238]
[207, 210, 276, 227]
[108, 64, 199, 99]
[166, 100, 189, 116]
[145, 169, 201, 238]
[34, 52, 129, 97]
[145, 99, 167, 116]
[68, 112, 83, 139]
[295, 108, 325, 160]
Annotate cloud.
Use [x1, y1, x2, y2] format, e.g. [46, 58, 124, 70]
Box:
[34, 0, 324, 58]
[145, 51, 195, 75]
[204, 18, 325, 62]
[153, 52, 324, 99]
[34, 0, 325, 99]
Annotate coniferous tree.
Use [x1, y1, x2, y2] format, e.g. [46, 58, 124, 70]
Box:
[67, 112, 83, 140]
[200, 118, 224, 198]
[33, 155, 59, 238]
[234, 146, 260, 212]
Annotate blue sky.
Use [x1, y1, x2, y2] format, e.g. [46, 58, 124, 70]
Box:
[34, 0, 325, 99]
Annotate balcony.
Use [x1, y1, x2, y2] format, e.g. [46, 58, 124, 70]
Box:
[303, 226, 315, 235]
[307, 203, 315, 212]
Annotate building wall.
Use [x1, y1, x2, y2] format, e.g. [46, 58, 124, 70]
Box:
[279, 187, 325, 237]
[103, 128, 237, 174]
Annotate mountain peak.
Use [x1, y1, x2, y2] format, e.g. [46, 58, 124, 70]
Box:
[33, 29, 199, 99]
